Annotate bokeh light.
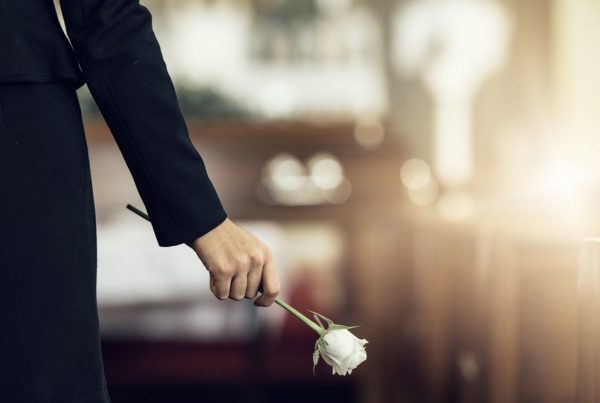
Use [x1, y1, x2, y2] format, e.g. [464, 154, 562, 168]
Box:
[308, 153, 345, 190]
[400, 158, 432, 190]
[262, 153, 307, 192]
[354, 116, 385, 150]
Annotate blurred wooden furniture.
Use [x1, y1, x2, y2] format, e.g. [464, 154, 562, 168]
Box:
[352, 206, 582, 403]
[576, 239, 600, 403]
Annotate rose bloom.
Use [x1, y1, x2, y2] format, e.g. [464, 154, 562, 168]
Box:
[314, 328, 368, 375]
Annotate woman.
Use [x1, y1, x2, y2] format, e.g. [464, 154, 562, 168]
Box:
[0, 0, 280, 401]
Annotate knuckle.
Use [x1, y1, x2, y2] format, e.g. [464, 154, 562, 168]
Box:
[263, 246, 273, 260]
[212, 264, 231, 278]
[234, 255, 249, 271]
[265, 289, 278, 298]
[266, 282, 281, 297]
[248, 248, 264, 265]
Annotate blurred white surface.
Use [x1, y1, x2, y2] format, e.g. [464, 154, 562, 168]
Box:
[96, 211, 286, 340]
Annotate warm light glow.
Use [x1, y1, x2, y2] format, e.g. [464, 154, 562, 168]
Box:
[408, 179, 439, 206]
[354, 117, 385, 150]
[261, 152, 350, 206]
[437, 192, 474, 221]
[400, 158, 432, 189]
[542, 159, 581, 195]
[308, 153, 345, 190]
[262, 153, 307, 191]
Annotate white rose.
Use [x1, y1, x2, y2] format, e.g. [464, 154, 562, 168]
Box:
[314, 328, 368, 375]
[127, 205, 369, 376]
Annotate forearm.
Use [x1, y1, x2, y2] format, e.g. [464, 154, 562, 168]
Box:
[60, 0, 227, 246]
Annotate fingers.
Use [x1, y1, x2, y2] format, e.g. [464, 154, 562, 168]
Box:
[212, 272, 231, 300]
[203, 237, 278, 304]
[229, 274, 247, 301]
[254, 259, 280, 307]
[245, 251, 264, 299]
[230, 247, 265, 300]
[245, 268, 262, 299]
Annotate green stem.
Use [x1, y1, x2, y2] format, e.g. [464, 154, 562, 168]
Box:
[275, 298, 324, 336]
[127, 204, 150, 221]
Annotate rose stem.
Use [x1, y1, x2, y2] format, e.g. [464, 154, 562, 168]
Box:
[274, 298, 324, 335]
[126, 204, 149, 221]
[126, 204, 325, 336]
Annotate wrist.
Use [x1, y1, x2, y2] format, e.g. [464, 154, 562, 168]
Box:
[186, 216, 230, 249]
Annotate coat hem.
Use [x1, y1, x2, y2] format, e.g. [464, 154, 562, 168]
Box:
[62, 388, 111, 403]
[0, 73, 86, 90]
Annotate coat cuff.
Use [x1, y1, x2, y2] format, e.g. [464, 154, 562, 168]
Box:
[145, 183, 228, 247]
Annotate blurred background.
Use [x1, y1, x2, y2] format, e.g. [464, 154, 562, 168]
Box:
[56, 0, 600, 402]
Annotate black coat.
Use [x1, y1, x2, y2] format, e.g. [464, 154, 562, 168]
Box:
[0, 0, 228, 247]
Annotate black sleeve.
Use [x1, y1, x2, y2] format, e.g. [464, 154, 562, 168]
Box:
[59, 0, 228, 247]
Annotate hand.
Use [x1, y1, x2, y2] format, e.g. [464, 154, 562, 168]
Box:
[188, 218, 280, 306]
